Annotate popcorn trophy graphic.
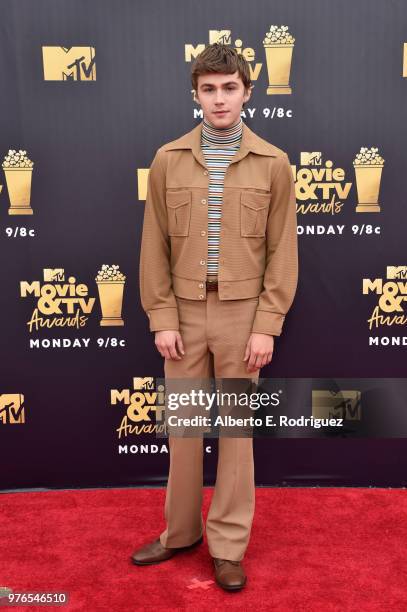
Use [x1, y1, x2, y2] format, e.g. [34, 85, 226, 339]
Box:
[263, 25, 295, 94]
[353, 147, 384, 212]
[2, 149, 34, 214]
[95, 265, 126, 326]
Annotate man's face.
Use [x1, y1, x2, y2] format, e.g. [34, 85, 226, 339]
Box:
[194, 71, 252, 128]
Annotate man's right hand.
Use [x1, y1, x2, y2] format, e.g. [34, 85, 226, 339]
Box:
[154, 330, 185, 360]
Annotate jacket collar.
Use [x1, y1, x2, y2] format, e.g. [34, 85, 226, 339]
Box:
[161, 120, 278, 169]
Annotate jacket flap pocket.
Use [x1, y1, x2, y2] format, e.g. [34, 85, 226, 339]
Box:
[240, 191, 270, 211]
[166, 190, 191, 209]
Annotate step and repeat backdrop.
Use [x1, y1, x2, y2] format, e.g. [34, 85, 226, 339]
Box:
[1, 0, 407, 489]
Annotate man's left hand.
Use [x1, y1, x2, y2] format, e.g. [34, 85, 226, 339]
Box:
[243, 333, 274, 373]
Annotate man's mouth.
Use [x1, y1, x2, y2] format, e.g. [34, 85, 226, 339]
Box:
[214, 111, 228, 115]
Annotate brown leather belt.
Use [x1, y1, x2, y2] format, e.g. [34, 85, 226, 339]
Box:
[206, 280, 218, 291]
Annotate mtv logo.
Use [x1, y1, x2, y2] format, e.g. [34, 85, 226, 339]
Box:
[44, 268, 64, 282]
[387, 266, 407, 279]
[42, 46, 96, 81]
[209, 31, 231, 45]
[0, 394, 25, 424]
[133, 377, 154, 390]
[312, 390, 361, 421]
[301, 152, 322, 166]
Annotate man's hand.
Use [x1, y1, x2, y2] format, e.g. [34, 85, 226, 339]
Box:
[243, 333, 274, 373]
[155, 330, 185, 360]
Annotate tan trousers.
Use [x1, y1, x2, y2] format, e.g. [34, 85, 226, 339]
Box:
[159, 290, 260, 562]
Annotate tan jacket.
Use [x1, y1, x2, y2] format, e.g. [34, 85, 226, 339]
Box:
[139, 120, 298, 336]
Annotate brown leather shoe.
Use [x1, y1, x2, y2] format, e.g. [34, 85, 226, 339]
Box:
[213, 557, 247, 591]
[131, 535, 203, 566]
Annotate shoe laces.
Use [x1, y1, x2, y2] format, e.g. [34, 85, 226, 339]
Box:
[216, 558, 240, 566]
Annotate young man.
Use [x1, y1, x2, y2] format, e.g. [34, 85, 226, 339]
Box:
[133, 44, 298, 591]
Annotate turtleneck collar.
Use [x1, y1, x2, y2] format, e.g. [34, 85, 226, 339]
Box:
[201, 116, 243, 148]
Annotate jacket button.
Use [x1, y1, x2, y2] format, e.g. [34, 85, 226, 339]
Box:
[198, 283, 204, 288]
[199, 294, 204, 299]
[200, 259, 206, 265]
[201, 199, 206, 204]
[200, 230, 206, 236]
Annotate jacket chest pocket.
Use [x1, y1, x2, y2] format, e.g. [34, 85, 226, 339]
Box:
[240, 191, 271, 237]
[166, 190, 192, 236]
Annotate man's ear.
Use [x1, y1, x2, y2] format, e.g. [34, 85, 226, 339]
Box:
[191, 89, 200, 104]
[244, 84, 254, 103]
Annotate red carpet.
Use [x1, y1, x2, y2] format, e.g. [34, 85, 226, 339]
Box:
[1, 487, 407, 611]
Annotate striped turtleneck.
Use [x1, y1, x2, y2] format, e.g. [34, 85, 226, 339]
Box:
[200, 116, 243, 279]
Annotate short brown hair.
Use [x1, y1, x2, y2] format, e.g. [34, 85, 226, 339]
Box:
[191, 43, 252, 94]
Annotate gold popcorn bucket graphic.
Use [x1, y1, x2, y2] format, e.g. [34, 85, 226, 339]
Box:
[263, 43, 294, 94]
[96, 280, 125, 326]
[3, 167, 33, 214]
[353, 164, 383, 212]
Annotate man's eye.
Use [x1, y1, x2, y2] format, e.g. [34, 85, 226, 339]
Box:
[203, 87, 236, 91]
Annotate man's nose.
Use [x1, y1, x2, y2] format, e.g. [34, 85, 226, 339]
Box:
[215, 90, 225, 104]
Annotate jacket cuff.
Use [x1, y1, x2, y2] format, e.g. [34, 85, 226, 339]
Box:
[147, 307, 179, 332]
[251, 310, 285, 336]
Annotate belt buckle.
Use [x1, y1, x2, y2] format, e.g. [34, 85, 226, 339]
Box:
[206, 279, 218, 292]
